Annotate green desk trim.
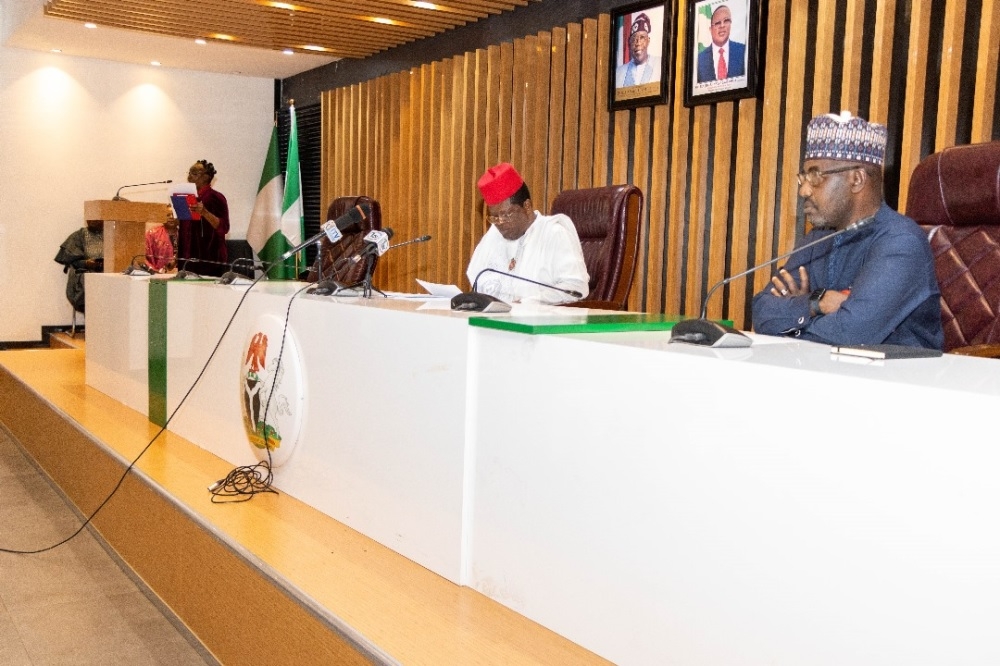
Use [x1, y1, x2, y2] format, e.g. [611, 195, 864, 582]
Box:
[468, 314, 733, 335]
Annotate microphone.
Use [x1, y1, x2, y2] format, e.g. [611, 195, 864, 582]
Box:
[450, 268, 584, 312]
[121, 254, 155, 276]
[171, 258, 202, 280]
[276, 203, 371, 264]
[670, 216, 875, 347]
[216, 258, 262, 285]
[113, 179, 173, 201]
[307, 228, 397, 296]
[388, 234, 432, 250]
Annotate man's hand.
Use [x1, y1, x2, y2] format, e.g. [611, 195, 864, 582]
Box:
[769, 266, 809, 298]
[819, 290, 849, 315]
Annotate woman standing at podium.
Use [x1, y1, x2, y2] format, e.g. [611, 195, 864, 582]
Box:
[180, 159, 229, 276]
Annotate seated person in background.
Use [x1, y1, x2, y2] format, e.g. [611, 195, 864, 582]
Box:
[751, 111, 943, 349]
[146, 212, 179, 271]
[54, 219, 104, 313]
[466, 163, 589, 304]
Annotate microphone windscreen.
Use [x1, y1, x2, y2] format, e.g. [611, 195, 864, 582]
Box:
[334, 202, 372, 233]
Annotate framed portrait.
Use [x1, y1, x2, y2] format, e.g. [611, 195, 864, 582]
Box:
[609, 1, 674, 111]
[683, 0, 763, 107]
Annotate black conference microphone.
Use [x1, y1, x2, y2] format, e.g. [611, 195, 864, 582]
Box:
[450, 268, 585, 312]
[276, 203, 371, 264]
[121, 254, 155, 276]
[308, 228, 397, 296]
[113, 179, 173, 201]
[670, 216, 875, 348]
[171, 258, 202, 280]
[217, 258, 263, 285]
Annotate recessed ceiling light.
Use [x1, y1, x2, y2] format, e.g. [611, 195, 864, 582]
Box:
[302, 45, 326, 52]
[270, 1, 295, 9]
[372, 17, 394, 25]
[413, 1, 438, 9]
[51, 48, 62, 53]
[151, 61, 161, 66]
[195, 38, 207, 45]
[282, 49, 294, 55]
[211, 34, 235, 41]
[84, 22, 97, 29]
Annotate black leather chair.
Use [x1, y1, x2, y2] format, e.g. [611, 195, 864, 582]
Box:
[308, 196, 382, 287]
[906, 141, 1000, 356]
[550, 184, 643, 311]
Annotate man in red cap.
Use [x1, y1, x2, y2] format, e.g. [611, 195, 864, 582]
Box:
[467, 163, 589, 304]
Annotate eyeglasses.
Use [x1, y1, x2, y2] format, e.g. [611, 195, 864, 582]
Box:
[487, 210, 520, 225]
[796, 165, 858, 187]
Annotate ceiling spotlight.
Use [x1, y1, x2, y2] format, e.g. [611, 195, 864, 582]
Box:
[372, 17, 394, 25]
[195, 38, 207, 45]
[282, 49, 294, 55]
[84, 22, 97, 29]
[211, 34, 235, 41]
[151, 61, 161, 66]
[51, 48, 62, 53]
[413, 1, 439, 9]
[302, 45, 326, 52]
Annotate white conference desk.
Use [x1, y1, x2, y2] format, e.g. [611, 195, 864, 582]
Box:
[86, 273, 1000, 666]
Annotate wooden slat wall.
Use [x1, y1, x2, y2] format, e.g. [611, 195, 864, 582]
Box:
[321, 0, 1000, 328]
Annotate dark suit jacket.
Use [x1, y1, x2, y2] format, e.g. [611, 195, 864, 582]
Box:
[697, 41, 746, 83]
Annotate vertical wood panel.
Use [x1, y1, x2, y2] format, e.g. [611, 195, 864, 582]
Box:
[686, 106, 710, 315]
[577, 19, 599, 189]
[591, 14, 611, 188]
[630, 106, 651, 312]
[561, 23, 583, 192]
[841, 0, 865, 113]
[705, 103, 733, 319]
[869, 0, 897, 124]
[532, 32, 553, 208]
[812, 0, 837, 115]
[936, 0, 967, 149]
[972, 0, 1000, 141]
[728, 99, 758, 329]
[645, 103, 669, 313]
[899, 1, 933, 202]
[751, 0, 788, 296]
[546, 28, 567, 210]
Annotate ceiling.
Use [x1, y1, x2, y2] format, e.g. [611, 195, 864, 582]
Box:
[2, 0, 537, 79]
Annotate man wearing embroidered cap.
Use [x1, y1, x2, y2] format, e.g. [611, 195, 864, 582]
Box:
[466, 163, 589, 304]
[751, 111, 943, 349]
[615, 12, 662, 88]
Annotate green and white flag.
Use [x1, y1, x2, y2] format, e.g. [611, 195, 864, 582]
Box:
[280, 104, 305, 277]
[247, 123, 288, 277]
[247, 106, 305, 279]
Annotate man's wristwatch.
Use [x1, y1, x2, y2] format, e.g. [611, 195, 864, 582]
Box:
[809, 288, 826, 317]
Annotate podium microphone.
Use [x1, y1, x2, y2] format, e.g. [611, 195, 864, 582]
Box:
[450, 268, 584, 312]
[113, 179, 173, 201]
[670, 216, 874, 347]
[276, 203, 371, 264]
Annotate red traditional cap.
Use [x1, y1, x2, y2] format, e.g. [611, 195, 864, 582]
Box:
[477, 163, 524, 206]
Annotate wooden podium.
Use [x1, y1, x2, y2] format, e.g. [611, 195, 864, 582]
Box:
[84, 200, 170, 272]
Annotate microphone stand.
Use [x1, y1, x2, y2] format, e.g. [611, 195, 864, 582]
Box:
[671, 217, 874, 347]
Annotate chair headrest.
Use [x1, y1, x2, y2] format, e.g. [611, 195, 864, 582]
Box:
[906, 141, 1000, 228]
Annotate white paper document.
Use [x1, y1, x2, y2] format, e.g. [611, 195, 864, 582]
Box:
[415, 279, 462, 298]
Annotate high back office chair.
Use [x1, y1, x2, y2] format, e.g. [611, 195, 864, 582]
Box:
[906, 141, 1000, 356]
[309, 195, 383, 287]
[550, 184, 643, 311]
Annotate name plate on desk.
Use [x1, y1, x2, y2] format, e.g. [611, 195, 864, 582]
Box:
[468, 313, 705, 335]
